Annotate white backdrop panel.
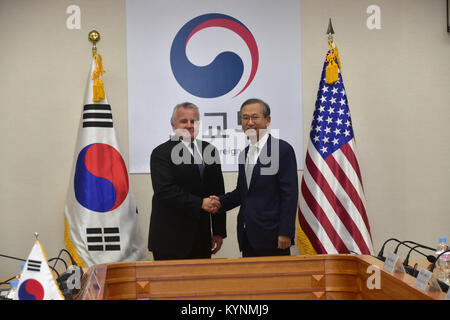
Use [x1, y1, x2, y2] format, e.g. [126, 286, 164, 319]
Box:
[126, 0, 302, 172]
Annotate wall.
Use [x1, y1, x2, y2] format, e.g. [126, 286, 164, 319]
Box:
[0, 0, 449, 275]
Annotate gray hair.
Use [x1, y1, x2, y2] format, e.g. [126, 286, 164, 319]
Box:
[170, 102, 199, 125]
[240, 98, 271, 118]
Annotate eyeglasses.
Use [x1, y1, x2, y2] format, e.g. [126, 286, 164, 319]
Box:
[241, 115, 264, 122]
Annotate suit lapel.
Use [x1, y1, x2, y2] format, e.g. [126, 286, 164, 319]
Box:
[170, 138, 202, 179]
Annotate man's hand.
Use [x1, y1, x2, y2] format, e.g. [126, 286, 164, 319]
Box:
[202, 197, 221, 213]
[278, 235, 291, 250]
[209, 195, 221, 213]
[211, 235, 223, 254]
[209, 195, 221, 204]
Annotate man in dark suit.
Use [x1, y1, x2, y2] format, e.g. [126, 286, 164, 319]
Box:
[212, 98, 298, 257]
[148, 102, 226, 260]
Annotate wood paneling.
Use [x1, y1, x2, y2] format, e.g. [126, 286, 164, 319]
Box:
[76, 255, 446, 300]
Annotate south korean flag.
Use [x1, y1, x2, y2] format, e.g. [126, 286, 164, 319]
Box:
[15, 241, 64, 300]
[64, 51, 147, 268]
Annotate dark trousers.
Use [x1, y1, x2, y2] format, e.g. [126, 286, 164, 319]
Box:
[153, 221, 211, 261]
[242, 229, 291, 258]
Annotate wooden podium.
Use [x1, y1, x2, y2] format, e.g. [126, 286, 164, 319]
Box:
[75, 255, 446, 300]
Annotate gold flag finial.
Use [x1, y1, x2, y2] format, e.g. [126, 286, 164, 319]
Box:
[88, 30, 100, 44]
[88, 30, 100, 56]
[88, 30, 105, 102]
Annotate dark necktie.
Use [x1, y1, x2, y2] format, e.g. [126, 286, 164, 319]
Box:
[190, 142, 204, 177]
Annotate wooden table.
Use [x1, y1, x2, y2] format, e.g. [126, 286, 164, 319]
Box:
[75, 254, 447, 300]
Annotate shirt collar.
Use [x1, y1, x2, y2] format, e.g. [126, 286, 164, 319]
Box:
[180, 138, 201, 151]
[249, 132, 269, 150]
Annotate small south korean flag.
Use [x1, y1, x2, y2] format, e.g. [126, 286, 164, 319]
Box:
[15, 240, 64, 300]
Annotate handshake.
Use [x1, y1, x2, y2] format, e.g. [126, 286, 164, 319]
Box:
[202, 195, 221, 214]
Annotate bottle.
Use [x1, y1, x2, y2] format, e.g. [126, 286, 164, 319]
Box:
[6, 280, 18, 300]
[435, 237, 449, 281]
[439, 252, 450, 285]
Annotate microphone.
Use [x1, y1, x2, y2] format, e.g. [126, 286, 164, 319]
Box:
[376, 238, 402, 261]
[412, 263, 419, 277]
[429, 249, 450, 272]
[375, 238, 435, 264]
[403, 244, 437, 267]
[401, 245, 437, 278]
[375, 238, 429, 260]
[393, 240, 435, 254]
[403, 264, 419, 278]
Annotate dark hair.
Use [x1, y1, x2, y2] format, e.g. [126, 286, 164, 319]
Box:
[240, 98, 270, 118]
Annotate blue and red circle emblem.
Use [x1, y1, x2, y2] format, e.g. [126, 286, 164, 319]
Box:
[18, 279, 45, 300]
[74, 143, 129, 212]
[170, 13, 259, 98]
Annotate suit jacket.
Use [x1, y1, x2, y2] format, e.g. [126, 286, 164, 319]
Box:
[220, 135, 298, 251]
[148, 138, 226, 258]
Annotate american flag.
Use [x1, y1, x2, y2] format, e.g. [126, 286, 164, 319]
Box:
[297, 49, 373, 255]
